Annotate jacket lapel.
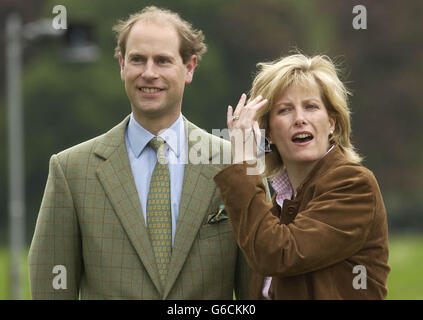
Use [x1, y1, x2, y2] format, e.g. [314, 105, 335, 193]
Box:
[94, 116, 163, 295]
[164, 118, 224, 298]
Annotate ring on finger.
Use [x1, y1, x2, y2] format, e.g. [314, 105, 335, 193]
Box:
[232, 115, 240, 121]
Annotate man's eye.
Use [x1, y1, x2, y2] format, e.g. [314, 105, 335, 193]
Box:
[131, 57, 142, 62]
[158, 58, 170, 64]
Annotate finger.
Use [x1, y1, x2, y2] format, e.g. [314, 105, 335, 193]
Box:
[244, 98, 268, 123]
[227, 105, 233, 128]
[254, 98, 268, 110]
[233, 93, 247, 116]
[246, 95, 262, 107]
[253, 95, 263, 102]
[253, 121, 261, 142]
[246, 95, 266, 109]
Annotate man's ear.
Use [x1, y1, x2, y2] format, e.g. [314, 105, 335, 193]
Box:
[185, 55, 198, 84]
[119, 53, 125, 81]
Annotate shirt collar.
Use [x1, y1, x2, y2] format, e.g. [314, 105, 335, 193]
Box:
[126, 113, 183, 158]
[271, 169, 293, 207]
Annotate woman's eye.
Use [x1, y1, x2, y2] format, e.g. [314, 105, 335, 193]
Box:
[306, 104, 318, 110]
[278, 107, 290, 114]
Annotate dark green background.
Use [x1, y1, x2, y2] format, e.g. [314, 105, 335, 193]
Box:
[1, 0, 422, 247]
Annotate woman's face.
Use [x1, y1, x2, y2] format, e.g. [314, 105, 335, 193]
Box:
[268, 82, 335, 170]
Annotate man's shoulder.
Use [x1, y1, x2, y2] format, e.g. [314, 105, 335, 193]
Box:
[55, 133, 103, 159]
[184, 117, 231, 168]
[55, 115, 130, 162]
[184, 117, 230, 146]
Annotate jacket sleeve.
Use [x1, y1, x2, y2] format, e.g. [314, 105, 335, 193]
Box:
[28, 154, 82, 299]
[233, 176, 270, 299]
[214, 163, 375, 277]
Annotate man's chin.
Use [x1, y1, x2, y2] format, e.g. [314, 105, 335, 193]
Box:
[132, 103, 165, 116]
[131, 104, 179, 124]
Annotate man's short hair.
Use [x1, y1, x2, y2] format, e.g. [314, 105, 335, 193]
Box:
[113, 6, 207, 64]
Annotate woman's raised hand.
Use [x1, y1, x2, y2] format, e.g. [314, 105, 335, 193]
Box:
[227, 93, 268, 163]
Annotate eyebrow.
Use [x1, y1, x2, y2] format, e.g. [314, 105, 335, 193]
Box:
[276, 98, 322, 106]
[127, 51, 175, 60]
[156, 54, 175, 61]
[303, 98, 322, 104]
[127, 52, 144, 59]
[275, 101, 293, 107]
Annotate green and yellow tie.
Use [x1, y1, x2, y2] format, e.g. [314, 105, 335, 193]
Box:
[147, 137, 172, 287]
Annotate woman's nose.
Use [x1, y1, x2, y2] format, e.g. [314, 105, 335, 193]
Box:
[294, 109, 307, 126]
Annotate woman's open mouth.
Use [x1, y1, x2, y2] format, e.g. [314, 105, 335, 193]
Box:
[292, 132, 313, 145]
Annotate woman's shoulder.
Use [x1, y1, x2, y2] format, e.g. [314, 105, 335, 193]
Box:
[316, 155, 380, 192]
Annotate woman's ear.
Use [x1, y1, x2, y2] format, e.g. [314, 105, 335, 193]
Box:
[267, 129, 273, 144]
[329, 116, 336, 133]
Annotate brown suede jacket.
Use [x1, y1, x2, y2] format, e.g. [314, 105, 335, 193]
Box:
[214, 146, 390, 299]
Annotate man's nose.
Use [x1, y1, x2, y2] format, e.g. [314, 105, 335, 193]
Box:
[141, 61, 159, 80]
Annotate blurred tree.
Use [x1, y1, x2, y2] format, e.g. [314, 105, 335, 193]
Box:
[325, 0, 423, 231]
[0, 0, 46, 245]
[1, 0, 422, 246]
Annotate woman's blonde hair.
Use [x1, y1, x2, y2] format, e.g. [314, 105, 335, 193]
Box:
[112, 6, 207, 64]
[251, 53, 362, 178]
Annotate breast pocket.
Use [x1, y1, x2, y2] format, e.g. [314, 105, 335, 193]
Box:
[199, 219, 234, 239]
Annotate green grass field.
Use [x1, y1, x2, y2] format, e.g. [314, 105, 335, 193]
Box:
[385, 235, 423, 299]
[1, 235, 422, 299]
[0, 248, 31, 300]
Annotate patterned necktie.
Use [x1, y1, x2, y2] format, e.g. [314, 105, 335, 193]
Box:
[146, 137, 172, 288]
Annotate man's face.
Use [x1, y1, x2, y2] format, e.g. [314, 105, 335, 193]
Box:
[119, 21, 197, 124]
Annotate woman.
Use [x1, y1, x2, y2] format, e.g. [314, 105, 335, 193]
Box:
[214, 54, 390, 299]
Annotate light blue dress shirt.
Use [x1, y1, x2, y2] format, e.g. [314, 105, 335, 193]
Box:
[125, 113, 186, 246]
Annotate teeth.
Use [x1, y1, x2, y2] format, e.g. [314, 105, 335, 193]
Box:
[293, 133, 311, 139]
[140, 88, 161, 93]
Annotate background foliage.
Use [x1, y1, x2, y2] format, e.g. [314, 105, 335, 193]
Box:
[0, 0, 422, 299]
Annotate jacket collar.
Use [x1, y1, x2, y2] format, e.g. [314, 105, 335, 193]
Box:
[295, 145, 346, 197]
[93, 114, 226, 298]
[93, 114, 222, 162]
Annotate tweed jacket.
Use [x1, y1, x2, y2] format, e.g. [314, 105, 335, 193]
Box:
[28, 115, 251, 299]
[214, 146, 390, 299]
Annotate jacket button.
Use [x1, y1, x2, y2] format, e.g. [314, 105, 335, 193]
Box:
[287, 206, 296, 215]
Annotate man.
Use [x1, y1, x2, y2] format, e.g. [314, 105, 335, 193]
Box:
[28, 6, 251, 299]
